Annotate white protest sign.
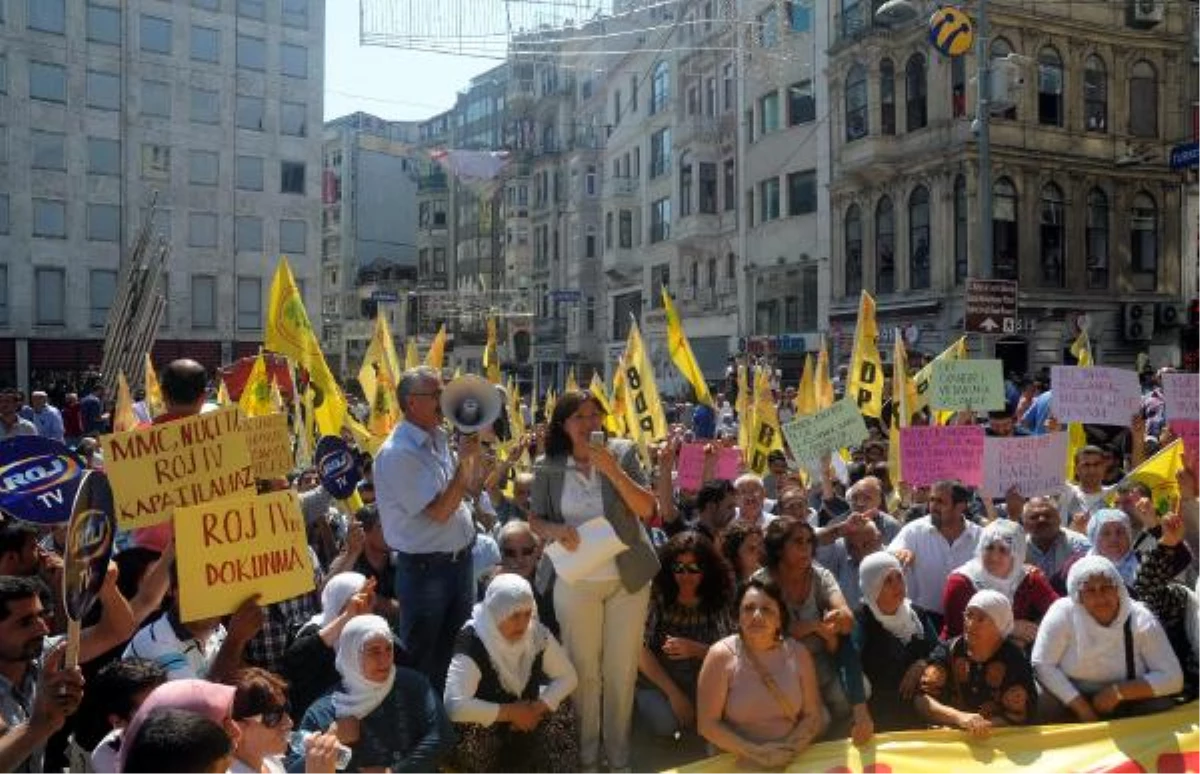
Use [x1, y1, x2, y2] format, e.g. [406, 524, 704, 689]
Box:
[780, 399, 870, 464]
[1162, 372, 1199, 422]
[981, 432, 1069, 499]
[1050, 366, 1141, 426]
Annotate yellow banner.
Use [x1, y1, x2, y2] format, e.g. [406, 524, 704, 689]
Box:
[847, 291, 884, 418]
[670, 701, 1199, 773]
[239, 353, 273, 419]
[242, 413, 294, 480]
[113, 371, 139, 433]
[174, 489, 315, 622]
[425, 324, 448, 370]
[100, 406, 255, 530]
[748, 367, 784, 474]
[623, 322, 668, 441]
[144, 353, 164, 418]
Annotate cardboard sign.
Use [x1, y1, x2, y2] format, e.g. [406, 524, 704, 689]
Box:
[0, 436, 87, 525]
[1171, 419, 1199, 472]
[1051, 366, 1142, 426]
[929, 359, 1005, 412]
[63, 471, 116, 622]
[899, 425, 986, 487]
[243, 414, 293, 480]
[780, 399, 870, 464]
[1162, 373, 1199, 422]
[676, 443, 745, 490]
[100, 407, 255, 530]
[174, 489, 315, 622]
[981, 432, 1069, 499]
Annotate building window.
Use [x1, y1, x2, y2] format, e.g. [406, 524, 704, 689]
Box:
[190, 88, 219, 124]
[953, 175, 968, 284]
[236, 95, 265, 131]
[585, 226, 596, 258]
[31, 130, 66, 171]
[281, 101, 306, 136]
[788, 80, 815, 125]
[604, 212, 613, 249]
[650, 128, 671, 178]
[723, 63, 734, 111]
[845, 64, 868, 141]
[0, 196, 7, 235]
[1038, 47, 1064, 127]
[1086, 188, 1109, 289]
[235, 155, 263, 190]
[650, 197, 671, 243]
[142, 80, 170, 117]
[281, 44, 307, 78]
[191, 25, 219, 63]
[727, 252, 736, 281]
[788, 0, 812, 31]
[880, 59, 896, 135]
[586, 296, 595, 331]
[951, 56, 966, 118]
[844, 204, 863, 297]
[28, 0, 65, 33]
[905, 54, 927, 131]
[787, 169, 816, 215]
[87, 203, 120, 242]
[909, 186, 930, 289]
[680, 164, 693, 217]
[280, 219, 306, 253]
[1084, 55, 1107, 132]
[433, 247, 446, 273]
[756, 5, 778, 47]
[237, 277, 262, 329]
[86, 3, 121, 44]
[89, 270, 116, 327]
[86, 70, 120, 111]
[1130, 192, 1158, 291]
[237, 35, 266, 71]
[87, 137, 120, 176]
[991, 38, 1018, 119]
[235, 216, 262, 251]
[281, 162, 306, 194]
[760, 177, 780, 222]
[723, 159, 735, 210]
[1129, 60, 1157, 137]
[238, 0, 265, 19]
[0, 265, 8, 325]
[1039, 183, 1065, 287]
[33, 198, 66, 238]
[141, 144, 170, 179]
[699, 162, 718, 213]
[619, 210, 633, 248]
[193, 0, 220, 10]
[993, 177, 1018, 281]
[282, 0, 308, 28]
[189, 150, 218, 186]
[759, 90, 780, 134]
[650, 61, 670, 114]
[0, 56, 5, 93]
[29, 61, 66, 103]
[35, 268, 65, 325]
[188, 212, 218, 248]
[140, 15, 172, 54]
[191, 275, 216, 328]
[876, 196, 895, 294]
[585, 165, 596, 196]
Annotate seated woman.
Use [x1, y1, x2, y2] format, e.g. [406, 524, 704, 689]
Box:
[229, 667, 293, 773]
[853, 552, 939, 732]
[941, 520, 1058, 649]
[696, 577, 825, 769]
[637, 532, 736, 741]
[719, 521, 764, 584]
[291, 615, 454, 772]
[1133, 512, 1199, 699]
[1032, 555, 1184, 722]
[916, 590, 1037, 737]
[1076, 509, 1141, 589]
[443, 573, 579, 772]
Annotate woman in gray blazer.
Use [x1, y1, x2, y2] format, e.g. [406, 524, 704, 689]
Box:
[530, 390, 659, 772]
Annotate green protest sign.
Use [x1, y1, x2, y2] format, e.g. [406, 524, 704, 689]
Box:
[929, 359, 1005, 412]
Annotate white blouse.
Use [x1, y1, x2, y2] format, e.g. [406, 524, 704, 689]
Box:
[443, 631, 579, 726]
[558, 457, 619, 582]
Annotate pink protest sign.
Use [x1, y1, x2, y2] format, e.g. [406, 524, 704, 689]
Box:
[1171, 420, 1199, 472]
[676, 444, 745, 491]
[715, 447, 743, 480]
[900, 425, 986, 487]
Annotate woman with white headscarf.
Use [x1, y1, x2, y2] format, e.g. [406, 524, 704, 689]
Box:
[852, 552, 939, 731]
[288, 615, 454, 772]
[443, 573, 580, 771]
[1085, 509, 1141, 588]
[940, 520, 1059, 647]
[1032, 555, 1184, 722]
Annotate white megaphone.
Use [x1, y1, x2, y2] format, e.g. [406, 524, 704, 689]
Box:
[440, 374, 503, 434]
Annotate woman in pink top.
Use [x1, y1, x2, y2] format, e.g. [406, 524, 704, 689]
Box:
[696, 577, 825, 768]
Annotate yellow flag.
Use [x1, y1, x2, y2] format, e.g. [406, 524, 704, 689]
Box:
[216, 378, 231, 406]
[404, 338, 420, 371]
[912, 337, 968, 416]
[113, 371, 139, 432]
[508, 381, 526, 440]
[425, 324, 448, 371]
[265, 258, 347, 437]
[358, 314, 403, 436]
[1064, 330, 1093, 480]
[484, 317, 501, 384]
[345, 416, 384, 458]
[623, 321, 668, 441]
[544, 388, 557, 425]
[748, 366, 784, 474]
[1122, 439, 1184, 514]
[1070, 329, 1093, 367]
[143, 354, 164, 418]
[608, 365, 629, 437]
[587, 372, 621, 438]
[888, 332, 913, 480]
[661, 286, 714, 408]
[736, 364, 754, 453]
[847, 291, 884, 418]
[292, 386, 311, 469]
[815, 338, 834, 410]
[239, 352, 274, 419]
[566, 367, 579, 394]
[269, 379, 286, 413]
[795, 355, 817, 416]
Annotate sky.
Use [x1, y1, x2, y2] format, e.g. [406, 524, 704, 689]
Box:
[323, 0, 501, 123]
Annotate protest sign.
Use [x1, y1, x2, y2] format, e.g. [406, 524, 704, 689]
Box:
[900, 425, 985, 487]
[677, 444, 746, 490]
[315, 435, 361, 500]
[1050, 366, 1141, 426]
[100, 406, 255, 530]
[981, 432, 1069, 499]
[1171, 419, 1199, 473]
[0, 436, 87, 525]
[243, 413, 293, 480]
[174, 489, 314, 622]
[780, 399, 870, 464]
[1163, 372, 1199, 422]
[715, 447, 743, 481]
[63, 471, 116, 668]
[929, 359, 1005, 412]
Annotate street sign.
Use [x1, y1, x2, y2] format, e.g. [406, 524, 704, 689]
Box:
[371, 290, 399, 303]
[1170, 142, 1199, 170]
[547, 289, 582, 303]
[965, 279, 1018, 335]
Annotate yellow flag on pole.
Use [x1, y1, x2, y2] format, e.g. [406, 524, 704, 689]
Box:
[544, 388, 557, 425]
[404, 338, 419, 371]
[912, 337, 968, 416]
[239, 352, 274, 418]
[888, 331, 914, 480]
[623, 321, 668, 441]
[1070, 329, 1093, 367]
[1121, 439, 1185, 514]
[216, 378, 231, 406]
[425, 324, 448, 371]
[508, 381, 526, 440]
[265, 258, 347, 437]
[113, 371, 139, 432]
[748, 366, 784, 474]
[847, 291, 885, 418]
[661, 286, 714, 408]
[608, 365, 629, 438]
[484, 317, 501, 384]
[269, 379, 286, 413]
[588, 372, 613, 416]
[143, 354, 164, 418]
[795, 355, 817, 416]
[815, 337, 835, 410]
[736, 365, 753, 453]
[358, 314, 401, 408]
[566, 367, 579, 394]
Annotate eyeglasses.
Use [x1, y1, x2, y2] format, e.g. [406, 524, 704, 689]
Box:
[503, 547, 537, 558]
[671, 562, 703, 574]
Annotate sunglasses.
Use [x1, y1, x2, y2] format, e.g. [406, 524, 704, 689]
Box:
[241, 703, 290, 728]
[672, 562, 703, 575]
[503, 547, 537, 558]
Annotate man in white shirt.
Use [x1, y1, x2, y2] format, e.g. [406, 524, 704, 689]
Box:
[1059, 445, 1117, 530]
[888, 479, 982, 632]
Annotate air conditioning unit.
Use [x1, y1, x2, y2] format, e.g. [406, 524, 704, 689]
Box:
[1128, 0, 1164, 27]
[1156, 302, 1185, 328]
[1124, 302, 1156, 341]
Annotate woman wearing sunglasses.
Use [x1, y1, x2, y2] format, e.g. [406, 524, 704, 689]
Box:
[229, 668, 293, 773]
[636, 532, 736, 743]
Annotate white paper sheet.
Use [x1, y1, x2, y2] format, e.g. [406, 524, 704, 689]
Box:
[544, 516, 626, 584]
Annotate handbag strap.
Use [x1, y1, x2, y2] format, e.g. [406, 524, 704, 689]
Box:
[738, 636, 800, 723]
[1123, 614, 1136, 682]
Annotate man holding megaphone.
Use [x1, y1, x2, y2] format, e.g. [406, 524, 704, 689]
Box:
[373, 366, 486, 691]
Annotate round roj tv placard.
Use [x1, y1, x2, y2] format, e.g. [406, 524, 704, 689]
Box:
[314, 435, 362, 500]
[0, 436, 88, 525]
[63, 471, 116, 622]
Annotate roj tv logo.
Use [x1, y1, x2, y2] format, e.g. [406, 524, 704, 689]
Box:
[0, 436, 87, 525]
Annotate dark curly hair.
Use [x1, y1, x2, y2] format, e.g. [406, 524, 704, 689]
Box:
[544, 391, 606, 458]
[719, 520, 763, 581]
[652, 531, 733, 613]
[735, 575, 790, 639]
[763, 515, 815, 571]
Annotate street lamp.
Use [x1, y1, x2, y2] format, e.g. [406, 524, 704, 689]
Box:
[874, 0, 921, 26]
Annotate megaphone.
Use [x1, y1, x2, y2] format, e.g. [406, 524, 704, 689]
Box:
[440, 374, 503, 434]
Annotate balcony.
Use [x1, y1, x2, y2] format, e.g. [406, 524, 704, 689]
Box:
[602, 246, 642, 283]
[535, 317, 567, 342]
[675, 114, 735, 148]
[832, 0, 929, 50]
[602, 176, 639, 199]
[674, 211, 734, 245]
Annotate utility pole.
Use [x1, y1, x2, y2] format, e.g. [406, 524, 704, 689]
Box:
[974, 0, 995, 358]
[735, 0, 750, 340]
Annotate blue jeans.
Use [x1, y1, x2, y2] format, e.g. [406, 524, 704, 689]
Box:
[394, 550, 475, 692]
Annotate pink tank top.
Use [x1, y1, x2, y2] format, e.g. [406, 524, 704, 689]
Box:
[719, 634, 806, 743]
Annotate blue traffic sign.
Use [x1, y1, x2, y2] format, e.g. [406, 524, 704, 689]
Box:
[1170, 142, 1199, 170]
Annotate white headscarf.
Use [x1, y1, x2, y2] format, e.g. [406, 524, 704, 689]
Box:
[1086, 509, 1139, 587]
[309, 571, 368, 629]
[1065, 555, 1134, 669]
[333, 614, 395, 719]
[955, 520, 1028, 598]
[966, 589, 1014, 637]
[470, 573, 546, 697]
[859, 551, 924, 644]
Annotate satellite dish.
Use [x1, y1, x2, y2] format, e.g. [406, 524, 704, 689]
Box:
[875, 0, 920, 25]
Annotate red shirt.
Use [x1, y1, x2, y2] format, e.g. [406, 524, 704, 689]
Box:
[940, 568, 1060, 639]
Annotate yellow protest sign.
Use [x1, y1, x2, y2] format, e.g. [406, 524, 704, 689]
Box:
[100, 406, 254, 530]
[174, 489, 314, 622]
[242, 413, 294, 480]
